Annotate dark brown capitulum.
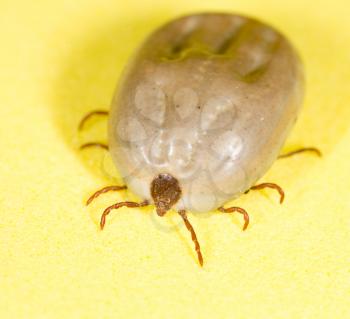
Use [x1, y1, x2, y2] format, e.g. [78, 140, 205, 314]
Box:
[150, 173, 182, 216]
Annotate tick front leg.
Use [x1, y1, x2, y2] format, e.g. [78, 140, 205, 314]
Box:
[86, 185, 127, 205]
[100, 200, 149, 230]
[218, 206, 249, 231]
[178, 210, 203, 267]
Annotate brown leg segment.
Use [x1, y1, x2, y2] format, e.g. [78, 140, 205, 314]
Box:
[100, 200, 149, 230]
[218, 206, 250, 231]
[278, 147, 322, 159]
[86, 185, 127, 206]
[178, 210, 203, 267]
[80, 142, 109, 150]
[78, 110, 109, 131]
[250, 182, 285, 204]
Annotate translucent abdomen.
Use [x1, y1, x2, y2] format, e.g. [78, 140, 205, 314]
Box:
[109, 13, 304, 212]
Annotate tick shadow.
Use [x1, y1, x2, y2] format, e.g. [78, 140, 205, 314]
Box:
[51, 12, 171, 182]
[237, 8, 350, 190]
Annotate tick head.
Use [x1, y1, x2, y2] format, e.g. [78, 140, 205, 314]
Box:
[150, 173, 182, 216]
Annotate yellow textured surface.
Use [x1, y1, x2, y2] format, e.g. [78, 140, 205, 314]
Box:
[1, 0, 350, 318]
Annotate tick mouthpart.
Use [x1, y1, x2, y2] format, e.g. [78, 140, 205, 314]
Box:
[154, 196, 174, 216]
[155, 202, 169, 217]
[150, 173, 182, 216]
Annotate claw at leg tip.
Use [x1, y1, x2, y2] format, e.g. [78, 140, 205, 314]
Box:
[280, 195, 285, 204]
[199, 256, 204, 267]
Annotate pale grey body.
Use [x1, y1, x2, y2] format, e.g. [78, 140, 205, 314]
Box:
[109, 13, 304, 212]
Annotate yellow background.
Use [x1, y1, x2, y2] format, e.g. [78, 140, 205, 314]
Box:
[1, 0, 350, 318]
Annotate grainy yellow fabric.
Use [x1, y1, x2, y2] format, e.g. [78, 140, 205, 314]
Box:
[1, 0, 350, 318]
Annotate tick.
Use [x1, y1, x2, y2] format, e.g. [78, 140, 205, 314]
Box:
[79, 13, 321, 266]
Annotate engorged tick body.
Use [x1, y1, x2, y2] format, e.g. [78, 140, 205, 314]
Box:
[80, 13, 321, 266]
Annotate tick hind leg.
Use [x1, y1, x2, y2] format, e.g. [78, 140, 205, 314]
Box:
[80, 142, 109, 151]
[278, 147, 322, 159]
[246, 147, 321, 203]
[78, 110, 109, 131]
[78, 110, 109, 150]
[249, 183, 285, 204]
[218, 206, 250, 231]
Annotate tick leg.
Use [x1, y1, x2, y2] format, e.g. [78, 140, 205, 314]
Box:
[100, 200, 149, 230]
[178, 210, 203, 267]
[86, 185, 127, 205]
[250, 183, 285, 204]
[278, 147, 322, 159]
[78, 110, 109, 131]
[80, 142, 109, 151]
[218, 206, 249, 231]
